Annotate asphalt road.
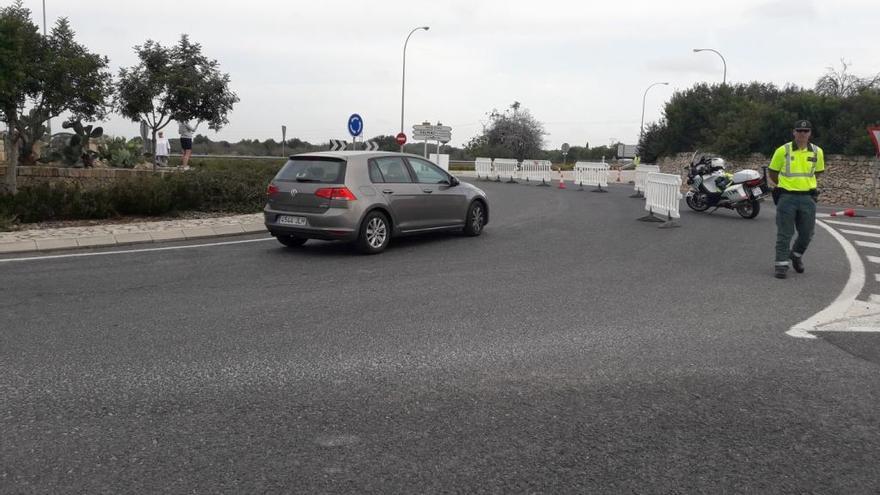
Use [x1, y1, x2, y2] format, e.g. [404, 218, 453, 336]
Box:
[2, 180, 878, 493]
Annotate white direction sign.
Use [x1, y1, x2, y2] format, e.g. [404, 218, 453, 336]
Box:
[412, 123, 452, 142]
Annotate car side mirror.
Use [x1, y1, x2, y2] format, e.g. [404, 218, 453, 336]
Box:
[448, 176, 460, 186]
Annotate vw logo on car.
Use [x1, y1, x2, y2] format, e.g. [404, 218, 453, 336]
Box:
[290, 189, 298, 198]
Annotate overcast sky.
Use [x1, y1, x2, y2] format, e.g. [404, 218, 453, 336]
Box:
[16, 0, 880, 149]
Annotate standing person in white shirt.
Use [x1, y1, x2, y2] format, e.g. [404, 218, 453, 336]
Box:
[178, 120, 199, 170]
[154, 130, 171, 168]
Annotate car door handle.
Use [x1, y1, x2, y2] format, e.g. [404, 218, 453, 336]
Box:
[382, 189, 394, 194]
[422, 189, 434, 193]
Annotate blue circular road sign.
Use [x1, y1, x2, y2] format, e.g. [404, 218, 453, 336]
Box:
[347, 114, 363, 137]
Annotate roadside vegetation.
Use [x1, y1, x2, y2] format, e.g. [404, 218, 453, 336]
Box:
[0, 160, 282, 230]
[639, 62, 880, 161]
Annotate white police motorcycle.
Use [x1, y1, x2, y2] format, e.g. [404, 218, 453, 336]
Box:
[683, 152, 769, 219]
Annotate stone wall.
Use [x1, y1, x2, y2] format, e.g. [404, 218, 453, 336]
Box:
[0, 165, 177, 190]
[657, 152, 880, 207]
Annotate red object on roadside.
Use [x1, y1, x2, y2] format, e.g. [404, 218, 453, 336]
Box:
[395, 132, 407, 146]
[558, 175, 566, 189]
[830, 208, 856, 217]
[868, 126, 880, 157]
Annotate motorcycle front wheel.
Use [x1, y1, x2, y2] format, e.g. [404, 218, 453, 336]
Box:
[736, 200, 760, 219]
[686, 192, 710, 212]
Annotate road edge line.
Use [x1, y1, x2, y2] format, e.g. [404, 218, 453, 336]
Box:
[786, 220, 865, 339]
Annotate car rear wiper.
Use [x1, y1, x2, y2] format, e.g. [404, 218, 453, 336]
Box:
[295, 178, 321, 182]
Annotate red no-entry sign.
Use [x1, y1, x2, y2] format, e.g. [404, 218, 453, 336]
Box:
[395, 132, 407, 146]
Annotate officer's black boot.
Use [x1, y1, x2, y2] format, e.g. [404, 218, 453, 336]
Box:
[775, 265, 788, 279]
[790, 253, 805, 273]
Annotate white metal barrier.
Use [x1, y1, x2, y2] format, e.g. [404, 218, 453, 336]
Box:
[632, 164, 660, 197]
[573, 161, 610, 192]
[520, 159, 552, 185]
[475, 157, 493, 179]
[493, 158, 519, 182]
[639, 172, 682, 227]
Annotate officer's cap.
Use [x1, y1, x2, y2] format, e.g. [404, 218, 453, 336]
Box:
[794, 120, 812, 130]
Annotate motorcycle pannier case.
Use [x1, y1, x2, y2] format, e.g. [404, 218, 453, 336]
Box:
[732, 169, 760, 184]
[723, 184, 748, 202]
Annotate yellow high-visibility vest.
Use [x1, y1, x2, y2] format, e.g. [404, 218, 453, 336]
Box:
[768, 142, 825, 191]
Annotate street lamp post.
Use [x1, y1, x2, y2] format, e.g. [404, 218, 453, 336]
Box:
[400, 26, 429, 152]
[43, 0, 51, 138]
[692, 48, 727, 85]
[640, 82, 669, 140]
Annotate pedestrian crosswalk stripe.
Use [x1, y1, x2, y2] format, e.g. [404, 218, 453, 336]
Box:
[826, 220, 880, 230]
[840, 229, 880, 238]
[855, 240, 880, 249]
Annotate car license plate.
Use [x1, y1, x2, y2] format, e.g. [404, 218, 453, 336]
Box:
[278, 215, 307, 226]
[752, 187, 763, 196]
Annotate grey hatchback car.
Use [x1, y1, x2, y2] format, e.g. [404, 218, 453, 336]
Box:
[264, 151, 489, 253]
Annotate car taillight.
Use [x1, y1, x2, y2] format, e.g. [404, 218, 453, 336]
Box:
[745, 178, 762, 187]
[267, 183, 280, 196]
[315, 187, 357, 201]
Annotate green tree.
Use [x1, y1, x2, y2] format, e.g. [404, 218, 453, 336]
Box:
[0, 3, 112, 192]
[369, 135, 400, 152]
[117, 35, 239, 160]
[639, 80, 880, 160]
[465, 101, 546, 160]
[0, 1, 41, 193]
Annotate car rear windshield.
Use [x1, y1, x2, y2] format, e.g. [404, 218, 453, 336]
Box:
[275, 157, 346, 183]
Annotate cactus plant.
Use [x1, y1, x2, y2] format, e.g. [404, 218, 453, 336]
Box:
[61, 119, 104, 167]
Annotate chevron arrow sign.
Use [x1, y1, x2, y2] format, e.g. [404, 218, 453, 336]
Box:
[363, 140, 379, 152]
[329, 139, 347, 151]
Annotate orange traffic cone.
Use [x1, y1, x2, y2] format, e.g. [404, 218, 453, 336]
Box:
[830, 208, 856, 217]
[558, 173, 566, 189]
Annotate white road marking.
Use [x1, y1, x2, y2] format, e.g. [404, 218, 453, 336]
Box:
[840, 229, 880, 239]
[0, 237, 275, 264]
[808, 326, 880, 333]
[825, 220, 880, 230]
[868, 256, 880, 264]
[855, 240, 880, 249]
[787, 221, 866, 339]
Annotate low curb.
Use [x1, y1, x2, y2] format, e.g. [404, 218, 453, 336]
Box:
[0, 222, 268, 255]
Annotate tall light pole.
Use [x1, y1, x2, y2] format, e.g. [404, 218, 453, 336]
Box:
[400, 26, 429, 152]
[693, 48, 727, 85]
[43, 0, 51, 138]
[640, 82, 669, 140]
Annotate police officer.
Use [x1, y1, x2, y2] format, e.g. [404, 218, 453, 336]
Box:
[768, 120, 825, 279]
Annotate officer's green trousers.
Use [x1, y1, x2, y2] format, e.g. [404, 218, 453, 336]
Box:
[775, 193, 816, 265]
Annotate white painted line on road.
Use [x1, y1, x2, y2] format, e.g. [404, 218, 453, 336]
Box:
[840, 229, 880, 239]
[807, 326, 880, 334]
[855, 240, 880, 249]
[825, 220, 880, 230]
[787, 221, 865, 339]
[0, 237, 274, 264]
[868, 256, 880, 264]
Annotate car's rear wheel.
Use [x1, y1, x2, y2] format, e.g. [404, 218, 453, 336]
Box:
[356, 211, 390, 254]
[277, 235, 307, 248]
[463, 201, 486, 236]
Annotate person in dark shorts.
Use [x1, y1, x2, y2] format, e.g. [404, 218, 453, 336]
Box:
[178, 120, 198, 170]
